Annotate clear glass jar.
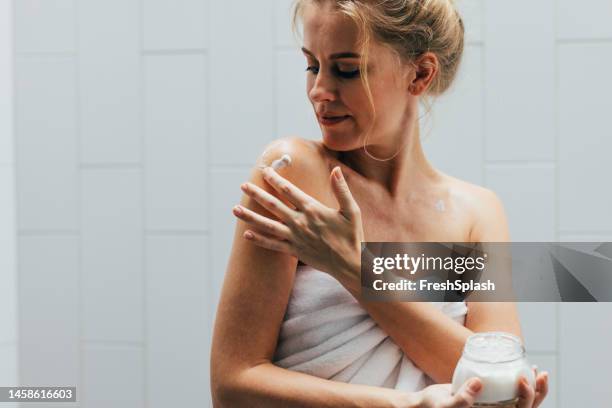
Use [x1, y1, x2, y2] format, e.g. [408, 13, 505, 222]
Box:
[452, 332, 535, 407]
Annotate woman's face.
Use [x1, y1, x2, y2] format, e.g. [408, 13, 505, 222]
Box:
[301, 1, 416, 152]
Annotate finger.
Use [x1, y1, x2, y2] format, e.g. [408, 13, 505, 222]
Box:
[241, 182, 295, 222]
[233, 205, 292, 240]
[533, 372, 549, 408]
[445, 378, 482, 408]
[261, 166, 313, 212]
[243, 229, 295, 255]
[330, 166, 360, 221]
[517, 376, 535, 408]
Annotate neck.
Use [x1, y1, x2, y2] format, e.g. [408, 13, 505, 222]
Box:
[338, 119, 440, 199]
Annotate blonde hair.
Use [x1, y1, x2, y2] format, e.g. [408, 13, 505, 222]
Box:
[291, 0, 465, 160]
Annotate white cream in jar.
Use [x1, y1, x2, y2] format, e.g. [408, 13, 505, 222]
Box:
[452, 332, 535, 406]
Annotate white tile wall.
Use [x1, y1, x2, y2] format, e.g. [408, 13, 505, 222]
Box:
[15, 0, 76, 53]
[209, 1, 275, 165]
[275, 0, 297, 48]
[559, 303, 612, 405]
[557, 0, 612, 40]
[423, 45, 484, 185]
[81, 169, 144, 342]
[143, 0, 209, 51]
[18, 235, 79, 390]
[0, 0, 17, 398]
[0, 0, 14, 165]
[77, 0, 141, 164]
[0, 344, 18, 408]
[275, 49, 320, 140]
[485, 164, 556, 241]
[15, 55, 79, 231]
[143, 54, 208, 231]
[457, 0, 484, 44]
[517, 303, 557, 353]
[82, 345, 144, 408]
[11, 0, 612, 407]
[558, 42, 612, 232]
[484, 0, 555, 161]
[0, 166, 17, 345]
[559, 233, 612, 406]
[146, 235, 211, 407]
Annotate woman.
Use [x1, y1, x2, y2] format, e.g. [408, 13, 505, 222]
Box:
[211, 0, 549, 406]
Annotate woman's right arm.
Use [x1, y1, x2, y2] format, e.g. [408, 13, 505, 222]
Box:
[209, 139, 420, 408]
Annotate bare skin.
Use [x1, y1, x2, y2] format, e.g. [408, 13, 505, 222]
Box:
[212, 138, 548, 407]
[211, 1, 549, 406]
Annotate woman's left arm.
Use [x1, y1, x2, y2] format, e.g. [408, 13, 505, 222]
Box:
[339, 188, 521, 384]
[462, 188, 521, 340]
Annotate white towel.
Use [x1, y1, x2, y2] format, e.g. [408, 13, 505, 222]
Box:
[273, 264, 468, 391]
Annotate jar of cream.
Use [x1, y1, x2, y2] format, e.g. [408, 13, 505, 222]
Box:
[452, 332, 535, 407]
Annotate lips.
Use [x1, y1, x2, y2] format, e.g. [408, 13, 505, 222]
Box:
[318, 114, 350, 126]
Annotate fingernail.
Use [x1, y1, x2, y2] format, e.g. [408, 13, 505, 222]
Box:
[334, 167, 342, 181]
[244, 231, 254, 239]
[469, 379, 482, 393]
[233, 205, 243, 215]
[241, 183, 248, 191]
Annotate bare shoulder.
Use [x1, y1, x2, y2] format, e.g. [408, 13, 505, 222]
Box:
[440, 173, 510, 242]
[256, 136, 337, 207]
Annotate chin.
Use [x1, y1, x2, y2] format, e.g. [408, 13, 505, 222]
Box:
[321, 131, 361, 152]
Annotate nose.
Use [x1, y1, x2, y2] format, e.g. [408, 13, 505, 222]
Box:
[308, 70, 337, 103]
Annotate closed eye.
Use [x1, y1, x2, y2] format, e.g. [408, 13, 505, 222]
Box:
[306, 66, 319, 75]
[336, 67, 360, 79]
[305, 65, 360, 79]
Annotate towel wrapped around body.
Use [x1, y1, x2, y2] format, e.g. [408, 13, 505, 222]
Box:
[273, 263, 468, 391]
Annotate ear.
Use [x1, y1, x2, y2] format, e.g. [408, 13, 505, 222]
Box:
[408, 52, 439, 95]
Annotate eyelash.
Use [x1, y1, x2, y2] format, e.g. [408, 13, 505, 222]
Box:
[305, 65, 360, 79]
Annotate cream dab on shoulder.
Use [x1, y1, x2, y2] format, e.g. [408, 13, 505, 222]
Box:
[258, 154, 292, 170]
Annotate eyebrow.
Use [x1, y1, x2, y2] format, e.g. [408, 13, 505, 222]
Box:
[301, 47, 360, 60]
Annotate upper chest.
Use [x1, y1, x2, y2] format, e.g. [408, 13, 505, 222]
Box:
[317, 176, 474, 243]
[358, 189, 472, 242]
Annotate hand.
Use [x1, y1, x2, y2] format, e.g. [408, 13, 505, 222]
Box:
[416, 378, 483, 408]
[233, 165, 364, 282]
[415, 369, 548, 408]
[517, 370, 549, 408]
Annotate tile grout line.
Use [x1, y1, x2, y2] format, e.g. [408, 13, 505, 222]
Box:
[141, 48, 207, 56]
[145, 230, 210, 235]
[481, 0, 486, 186]
[206, 1, 214, 393]
[73, 0, 86, 403]
[18, 230, 79, 235]
[272, 2, 278, 141]
[205, 2, 216, 405]
[11, 0, 20, 388]
[556, 37, 612, 44]
[138, 0, 148, 405]
[484, 160, 557, 166]
[81, 340, 145, 347]
[557, 230, 612, 236]
[553, 1, 561, 406]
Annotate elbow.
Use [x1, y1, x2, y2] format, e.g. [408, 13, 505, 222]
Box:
[210, 359, 237, 408]
[211, 372, 240, 408]
[211, 381, 231, 408]
[210, 369, 225, 407]
[211, 363, 259, 408]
